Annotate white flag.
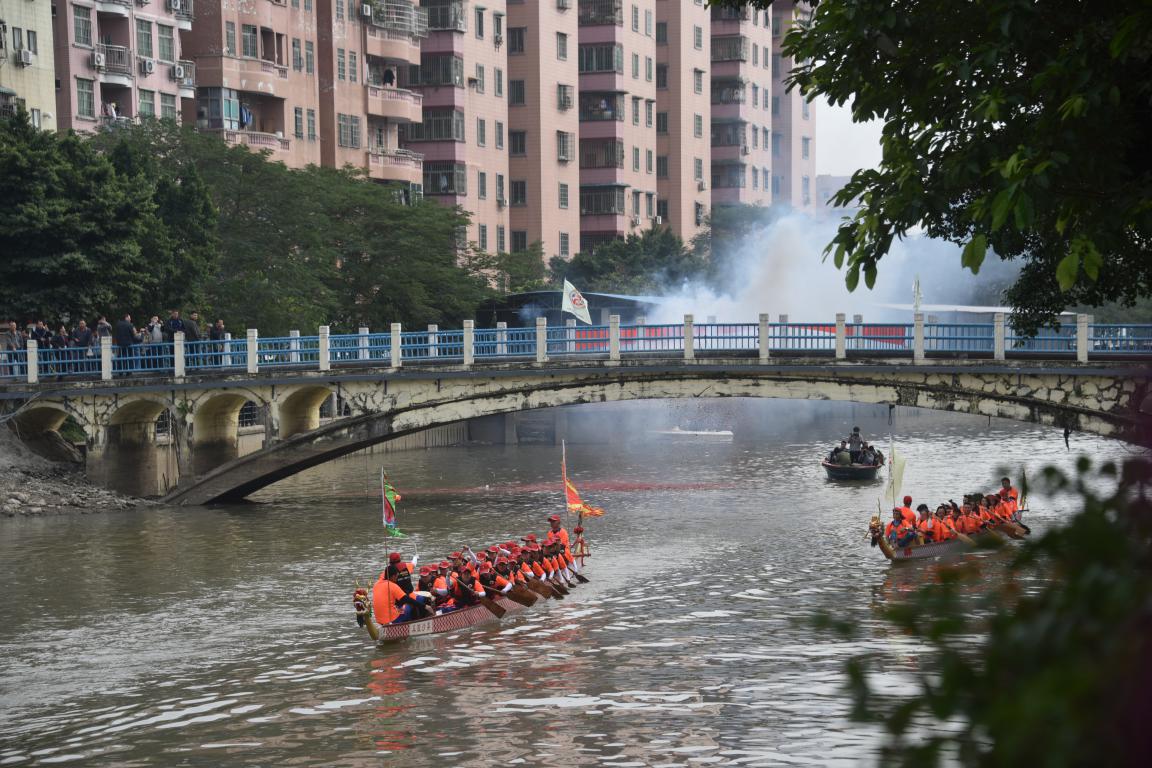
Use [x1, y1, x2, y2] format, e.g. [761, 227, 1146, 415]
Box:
[562, 279, 593, 324]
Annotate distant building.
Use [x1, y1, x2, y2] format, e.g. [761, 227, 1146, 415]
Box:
[0, 0, 56, 129]
[815, 174, 853, 212]
[769, 0, 815, 210]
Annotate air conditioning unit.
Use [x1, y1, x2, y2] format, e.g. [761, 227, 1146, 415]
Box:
[741, 145, 750, 155]
[139, 58, 155, 75]
[170, 64, 186, 81]
[630, 216, 641, 226]
[697, 181, 707, 191]
[17, 49, 34, 67]
[557, 0, 571, 9]
[92, 51, 107, 69]
[466, 76, 479, 87]
[496, 195, 507, 207]
[652, 215, 663, 225]
[361, 3, 372, 17]
[167, 0, 182, 11]
[494, 33, 503, 47]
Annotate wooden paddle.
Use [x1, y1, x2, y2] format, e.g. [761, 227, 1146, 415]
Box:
[526, 580, 555, 599]
[572, 572, 590, 584]
[457, 580, 507, 618]
[506, 584, 538, 606]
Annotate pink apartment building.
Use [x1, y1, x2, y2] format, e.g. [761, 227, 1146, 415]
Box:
[505, 0, 580, 261]
[53, 0, 196, 133]
[769, 0, 814, 210]
[577, 0, 657, 253]
[400, 0, 509, 254]
[709, 1, 773, 211]
[653, 0, 710, 241]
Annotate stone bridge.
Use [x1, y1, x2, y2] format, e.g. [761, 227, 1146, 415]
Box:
[0, 315, 1148, 503]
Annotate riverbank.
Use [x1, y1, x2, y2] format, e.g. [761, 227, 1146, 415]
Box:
[0, 430, 146, 517]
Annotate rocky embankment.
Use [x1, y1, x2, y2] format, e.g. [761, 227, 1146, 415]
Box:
[0, 429, 147, 517]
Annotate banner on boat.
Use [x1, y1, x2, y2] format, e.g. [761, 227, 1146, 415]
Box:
[381, 469, 403, 532]
[562, 444, 605, 517]
[562, 279, 593, 325]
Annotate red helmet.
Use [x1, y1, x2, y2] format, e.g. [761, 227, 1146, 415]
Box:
[438, 560, 450, 569]
[903, 495, 913, 505]
[388, 552, 402, 563]
[547, 514, 561, 523]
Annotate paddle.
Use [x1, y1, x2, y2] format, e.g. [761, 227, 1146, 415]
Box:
[505, 584, 538, 606]
[456, 579, 506, 618]
[526, 579, 556, 599]
[572, 571, 591, 584]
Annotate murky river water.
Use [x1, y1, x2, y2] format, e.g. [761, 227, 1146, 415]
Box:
[0, 408, 1135, 766]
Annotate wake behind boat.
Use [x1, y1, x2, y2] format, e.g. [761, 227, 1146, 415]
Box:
[652, 426, 734, 440]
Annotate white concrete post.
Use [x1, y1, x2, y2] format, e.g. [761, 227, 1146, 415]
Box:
[566, 318, 576, 354]
[390, 323, 402, 367]
[994, 313, 1006, 360]
[318, 326, 331, 371]
[428, 324, 439, 358]
[26, 340, 38, 384]
[463, 320, 474, 366]
[223, 332, 232, 368]
[609, 314, 621, 362]
[100, 336, 113, 380]
[535, 317, 548, 363]
[289, 330, 300, 364]
[246, 329, 259, 373]
[496, 321, 507, 357]
[758, 313, 770, 362]
[684, 314, 695, 360]
[1076, 313, 1089, 363]
[358, 326, 370, 361]
[913, 312, 925, 363]
[173, 331, 186, 378]
[835, 313, 847, 359]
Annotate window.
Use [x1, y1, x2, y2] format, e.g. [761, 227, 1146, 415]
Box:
[76, 78, 94, 118]
[477, 118, 486, 146]
[579, 92, 624, 122]
[632, 146, 640, 171]
[336, 0, 345, 20]
[226, 22, 236, 56]
[802, 99, 811, 119]
[294, 107, 304, 138]
[510, 130, 527, 155]
[656, 155, 668, 178]
[658, 199, 669, 219]
[656, 22, 667, 45]
[307, 109, 316, 140]
[656, 64, 668, 89]
[138, 90, 155, 117]
[694, 114, 702, 137]
[579, 43, 624, 73]
[160, 93, 177, 120]
[645, 56, 653, 81]
[580, 139, 624, 169]
[631, 53, 639, 79]
[631, 4, 639, 31]
[305, 41, 315, 74]
[403, 109, 465, 141]
[580, 186, 626, 215]
[337, 113, 362, 148]
[632, 190, 641, 215]
[752, 128, 758, 148]
[349, 52, 357, 83]
[495, 68, 504, 96]
[411, 54, 464, 87]
[478, 225, 488, 251]
[763, 126, 769, 146]
[292, 39, 302, 70]
[772, 132, 781, 156]
[305, 0, 312, 9]
[645, 100, 653, 127]
[646, 149, 653, 173]
[559, 233, 570, 258]
[656, 112, 668, 134]
[645, 9, 653, 36]
[475, 7, 484, 38]
[772, 175, 781, 195]
[478, 172, 488, 199]
[693, 69, 703, 94]
[559, 183, 569, 209]
[509, 27, 526, 54]
[494, 12, 503, 42]
[196, 87, 240, 130]
[511, 180, 527, 206]
[510, 80, 526, 105]
[557, 130, 574, 161]
[752, 43, 759, 66]
[497, 226, 506, 253]
[496, 174, 505, 202]
[496, 121, 504, 149]
[74, 7, 92, 47]
[557, 84, 574, 109]
[631, 96, 640, 125]
[511, 231, 528, 252]
[802, 137, 811, 159]
[337, 49, 346, 81]
[802, 175, 811, 205]
[30, 109, 41, 129]
[752, 84, 759, 107]
[694, 158, 703, 180]
[752, 167, 759, 189]
[772, 96, 780, 116]
[158, 25, 174, 62]
[137, 20, 153, 59]
[646, 193, 654, 217]
[474, 64, 485, 93]
[242, 25, 258, 58]
[695, 203, 705, 226]
[557, 32, 568, 60]
[772, 55, 781, 78]
[693, 25, 703, 49]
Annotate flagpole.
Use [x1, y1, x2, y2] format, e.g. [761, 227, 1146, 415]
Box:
[381, 466, 389, 555]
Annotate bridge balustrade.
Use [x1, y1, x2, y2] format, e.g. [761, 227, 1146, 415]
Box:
[693, 323, 759, 351]
[921, 323, 993, 354]
[1005, 326, 1076, 354]
[1089, 324, 1152, 353]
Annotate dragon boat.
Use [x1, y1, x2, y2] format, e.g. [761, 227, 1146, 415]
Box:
[867, 513, 1029, 561]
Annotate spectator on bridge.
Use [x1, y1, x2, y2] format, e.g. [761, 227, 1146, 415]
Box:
[185, 311, 202, 343]
[113, 314, 140, 374]
[164, 310, 184, 343]
[95, 315, 113, 342]
[30, 320, 51, 348]
[145, 315, 164, 370]
[0, 320, 19, 378]
[209, 319, 226, 366]
[71, 320, 95, 374]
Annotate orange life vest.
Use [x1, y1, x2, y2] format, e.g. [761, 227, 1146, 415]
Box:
[372, 576, 408, 625]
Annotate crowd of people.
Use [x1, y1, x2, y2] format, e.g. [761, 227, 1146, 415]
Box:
[827, 426, 886, 467]
[881, 478, 1023, 547]
[0, 311, 228, 377]
[362, 514, 591, 626]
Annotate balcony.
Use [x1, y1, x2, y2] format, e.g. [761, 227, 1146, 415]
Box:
[366, 86, 423, 122]
[365, 23, 421, 60]
[367, 148, 424, 184]
[216, 129, 291, 153]
[175, 60, 196, 97]
[578, 0, 623, 26]
[423, 0, 466, 32]
[371, 1, 429, 38]
[95, 0, 131, 18]
[203, 56, 289, 93]
[168, 0, 195, 31]
[93, 44, 135, 87]
[712, 36, 750, 63]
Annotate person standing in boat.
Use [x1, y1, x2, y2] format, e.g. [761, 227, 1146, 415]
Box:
[572, 526, 591, 569]
[998, 477, 1020, 514]
[847, 426, 865, 462]
[899, 496, 918, 526]
[387, 552, 416, 595]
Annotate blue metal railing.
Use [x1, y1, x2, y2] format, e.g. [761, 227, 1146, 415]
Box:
[695, 323, 759, 351]
[923, 323, 994, 354]
[1006, 326, 1075, 354]
[1090, 324, 1152, 354]
[771, 322, 838, 353]
[621, 323, 684, 353]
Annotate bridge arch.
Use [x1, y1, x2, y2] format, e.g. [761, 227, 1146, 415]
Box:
[191, 393, 269, 476]
[278, 385, 335, 438]
[94, 398, 178, 497]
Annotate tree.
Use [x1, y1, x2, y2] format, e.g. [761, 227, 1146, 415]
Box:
[691, 203, 788, 285]
[719, 0, 1152, 332]
[494, 242, 549, 294]
[550, 227, 708, 294]
[0, 113, 164, 323]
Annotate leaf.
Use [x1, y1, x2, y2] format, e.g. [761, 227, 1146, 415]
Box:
[961, 234, 988, 273]
[865, 264, 878, 289]
[990, 186, 1016, 230]
[1080, 238, 1102, 281]
[1056, 251, 1079, 291]
[846, 263, 861, 292]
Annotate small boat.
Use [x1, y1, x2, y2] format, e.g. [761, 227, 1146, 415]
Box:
[822, 459, 882, 481]
[652, 426, 734, 441]
[868, 515, 975, 560]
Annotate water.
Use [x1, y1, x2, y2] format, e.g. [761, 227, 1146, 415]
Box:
[0, 414, 1134, 766]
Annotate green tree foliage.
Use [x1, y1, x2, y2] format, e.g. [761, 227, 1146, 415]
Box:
[719, 0, 1152, 332]
[493, 242, 549, 294]
[550, 227, 708, 294]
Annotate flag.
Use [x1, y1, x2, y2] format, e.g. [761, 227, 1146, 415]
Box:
[562, 443, 605, 518]
[562, 279, 593, 324]
[381, 469, 402, 528]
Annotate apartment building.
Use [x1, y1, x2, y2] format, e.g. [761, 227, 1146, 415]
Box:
[52, 0, 194, 133]
[769, 0, 814, 210]
[398, 0, 508, 252]
[576, 0, 657, 253]
[652, 0, 709, 242]
[505, 0, 580, 261]
[1, 0, 56, 129]
[709, 1, 773, 213]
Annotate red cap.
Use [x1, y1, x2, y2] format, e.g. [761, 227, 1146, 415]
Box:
[528, 543, 541, 551]
[522, 534, 537, 542]
[574, 526, 584, 533]
[903, 495, 913, 505]
[477, 552, 490, 561]
[496, 557, 509, 566]
[547, 514, 561, 523]
[504, 541, 516, 548]
[419, 565, 432, 575]
[486, 545, 499, 553]
[388, 552, 402, 563]
[450, 551, 462, 559]
[438, 560, 450, 569]
[479, 562, 493, 573]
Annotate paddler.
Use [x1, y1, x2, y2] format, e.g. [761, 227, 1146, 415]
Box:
[372, 565, 427, 624]
[933, 505, 957, 540]
[478, 560, 514, 596]
[998, 477, 1019, 511]
[885, 508, 917, 547]
[915, 504, 938, 543]
[544, 515, 571, 554]
[899, 496, 917, 526]
[452, 569, 486, 607]
[387, 552, 416, 595]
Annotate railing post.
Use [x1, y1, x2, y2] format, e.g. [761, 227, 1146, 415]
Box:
[359, 326, 370, 361]
[26, 340, 38, 384]
[289, 329, 300, 363]
[428, 324, 438, 358]
[759, 313, 770, 362]
[535, 317, 548, 363]
[1076, 313, 1089, 363]
[684, 314, 695, 360]
[246, 329, 259, 373]
[609, 314, 621, 362]
[566, 318, 576, 354]
[173, 331, 186, 378]
[390, 322, 402, 367]
[223, 332, 232, 368]
[463, 320, 474, 367]
[100, 336, 113, 381]
[913, 312, 925, 363]
[318, 325, 331, 371]
[993, 313, 1006, 360]
[835, 313, 847, 359]
[496, 321, 508, 356]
